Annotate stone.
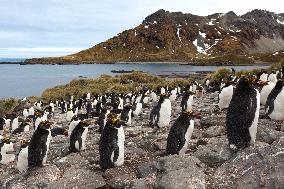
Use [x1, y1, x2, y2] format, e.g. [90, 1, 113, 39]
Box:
[26, 165, 61, 187]
[49, 168, 106, 189]
[155, 155, 206, 189]
[136, 162, 157, 178]
[203, 126, 225, 138]
[256, 125, 281, 144]
[213, 138, 284, 188]
[193, 137, 234, 167]
[54, 153, 90, 170]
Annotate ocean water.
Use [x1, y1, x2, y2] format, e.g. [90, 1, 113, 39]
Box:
[0, 63, 269, 99]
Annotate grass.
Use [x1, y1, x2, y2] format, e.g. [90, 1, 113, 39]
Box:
[0, 99, 20, 117]
[41, 72, 193, 101]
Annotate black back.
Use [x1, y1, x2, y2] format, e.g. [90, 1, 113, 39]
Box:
[166, 113, 193, 155]
[99, 121, 120, 170]
[265, 80, 284, 116]
[120, 106, 131, 123]
[28, 127, 50, 167]
[0, 118, 5, 130]
[69, 122, 87, 152]
[226, 78, 258, 149]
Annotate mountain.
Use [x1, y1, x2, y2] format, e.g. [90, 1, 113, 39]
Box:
[25, 9, 284, 64]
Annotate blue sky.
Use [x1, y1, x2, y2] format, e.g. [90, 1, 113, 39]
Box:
[0, 0, 283, 58]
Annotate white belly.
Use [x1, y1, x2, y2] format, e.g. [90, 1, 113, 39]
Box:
[260, 82, 275, 105]
[268, 90, 284, 120]
[218, 85, 234, 110]
[157, 99, 172, 127]
[43, 130, 51, 164]
[17, 147, 29, 173]
[179, 120, 194, 155]
[249, 89, 260, 144]
[114, 126, 125, 166]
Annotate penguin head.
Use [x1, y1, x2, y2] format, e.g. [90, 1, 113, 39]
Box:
[38, 121, 52, 130]
[1, 136, 11, 144]
[79, 120, 90, 128]
[107, 113, 122, 128]
[237, 76, 256, 89]
[20, 139, 29, 148]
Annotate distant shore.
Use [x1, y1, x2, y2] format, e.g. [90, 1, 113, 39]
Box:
[0, 61, 273, 66]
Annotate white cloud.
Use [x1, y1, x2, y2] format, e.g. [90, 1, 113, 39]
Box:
[0, 0, 283, 58]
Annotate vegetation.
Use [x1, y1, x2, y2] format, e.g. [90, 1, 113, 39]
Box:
[0, 99, 20, 117]
[41, 72, 193, 101]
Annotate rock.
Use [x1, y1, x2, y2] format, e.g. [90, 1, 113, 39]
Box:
[49, 168, 106, 189]
[203, 126, 225, 138]
[256, 125, 281, 144]
[136, 162, 157, 178]
[26, 165, 61, 187]
[107, 174, 135, 189]
[193, 137, 234, 167]
[130, 178, 155, 189]
[54, 153, 90, 170]
[213, 138, 284, 188]
[153, 141, 167, 151]
[155, 155, 206, 189]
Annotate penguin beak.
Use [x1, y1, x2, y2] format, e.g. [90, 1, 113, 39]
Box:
[257, 80, 269, 86]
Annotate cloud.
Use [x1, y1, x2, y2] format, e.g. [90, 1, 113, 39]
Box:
[0, 0, 283, 58]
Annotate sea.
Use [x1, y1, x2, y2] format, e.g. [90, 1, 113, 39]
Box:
[0, 58, 269, 99]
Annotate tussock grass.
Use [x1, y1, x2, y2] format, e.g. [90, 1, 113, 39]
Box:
[41, 72, 192, 101]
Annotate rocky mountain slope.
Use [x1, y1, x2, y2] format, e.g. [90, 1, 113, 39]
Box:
[1, 92, 283, 188]
[25, 9, 284, 64]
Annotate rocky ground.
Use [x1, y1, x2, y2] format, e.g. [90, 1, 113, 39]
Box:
[0, 91, 283, 189]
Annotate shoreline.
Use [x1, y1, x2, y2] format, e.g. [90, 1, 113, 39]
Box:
[0, 61, 273, 66]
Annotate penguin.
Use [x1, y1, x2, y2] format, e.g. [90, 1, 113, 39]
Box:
[218, 81, 235, 110]
[12, 119, 31, 135]
[150, 94, 172, 128]
[99, 114, 125, 170]
[169, 88, 177, 102]
[69, 120, 89, 152]
[265, 79, 284, 120]
[181, 91, 194, 112]
[120, 105, 132, 126]
[260, 81, 275, 105]
[132, 100, 143, 117]
[17, 140, 29, 173]
[98, 107, 111, 132]
[34, 111, 43, 130]
[150, 90, 157, 102]
[23, 109, 29, 119]
[28, 121, 52, 167]
[28, 107, 34, 117]
[66, 108, 74, 122]
[0, 137, 15, 165]
[259, 71, 268, 81]
[68, 117, 81, 137]
[0, 118, 5, 135]
[11, 116, 19, 132]
[268, 71, 277, 83]
[226, 76, 260, 150]
[166, 111, 196, 155]
[160, 87, 166, 95]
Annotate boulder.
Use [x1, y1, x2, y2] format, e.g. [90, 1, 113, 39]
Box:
[193, 137, 234, 167]
[26, 165, 61, 187]
[213, 138, 284, 188]
[256, 125, 281, 144]
[136, 162, 157, 178]
[49, 167, 106, 189]
[155, 155, 206, 189]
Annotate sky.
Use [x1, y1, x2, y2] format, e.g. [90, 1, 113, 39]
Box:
[0, 0, 283, 58]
